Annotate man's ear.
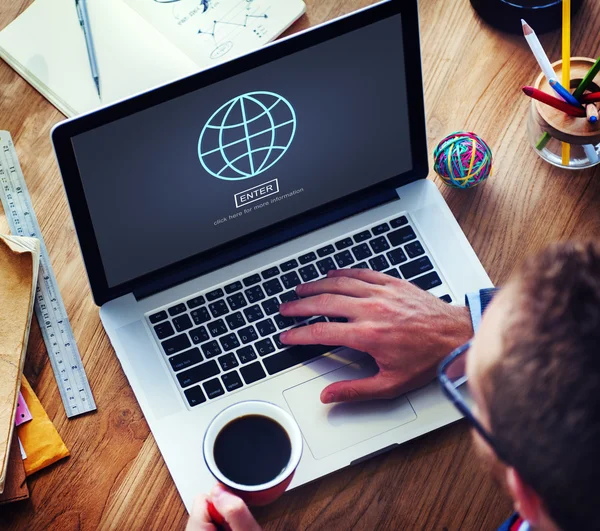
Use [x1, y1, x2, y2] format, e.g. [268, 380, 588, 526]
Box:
[505, 467, 542, 526]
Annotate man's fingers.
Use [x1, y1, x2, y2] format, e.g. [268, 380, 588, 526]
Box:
[210, 485, 262, 531]
[327, 268, 392, 285]
[320, 373, 402, 404]
[280, 294, 360, 319]
[186, 494, 216, 531]
[280, 322, 360, 348]
[295, 276, 382, 299]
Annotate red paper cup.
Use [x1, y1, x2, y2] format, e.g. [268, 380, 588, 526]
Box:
[203, 401, 303, 506]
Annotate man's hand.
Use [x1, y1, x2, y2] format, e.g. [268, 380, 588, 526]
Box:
[279, 269, 472, 404]
[186, 485, 261, 531]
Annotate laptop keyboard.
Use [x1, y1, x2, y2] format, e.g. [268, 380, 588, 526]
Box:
[146, 213, 452, 409]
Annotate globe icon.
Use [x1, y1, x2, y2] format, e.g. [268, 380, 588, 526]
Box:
[198, 91, 296, 181]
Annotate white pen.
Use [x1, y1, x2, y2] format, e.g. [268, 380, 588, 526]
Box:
[75, 0, 101, 98]
[521, 19, 557, 84]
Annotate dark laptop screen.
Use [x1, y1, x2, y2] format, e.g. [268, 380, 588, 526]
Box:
[71, 13, 411, 288]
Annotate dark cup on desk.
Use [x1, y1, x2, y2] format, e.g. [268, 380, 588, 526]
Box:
[203, 400, 303, 507]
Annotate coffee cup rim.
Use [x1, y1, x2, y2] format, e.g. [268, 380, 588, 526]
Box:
[203, 400, 303, 492]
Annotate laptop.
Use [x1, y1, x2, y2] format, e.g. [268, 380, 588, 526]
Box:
[51, 0, 492, 511]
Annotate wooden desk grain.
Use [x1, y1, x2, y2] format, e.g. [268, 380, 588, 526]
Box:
[1, 0, 599, 528]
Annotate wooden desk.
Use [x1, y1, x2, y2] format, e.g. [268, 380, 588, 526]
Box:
[1, 0, 599, 528]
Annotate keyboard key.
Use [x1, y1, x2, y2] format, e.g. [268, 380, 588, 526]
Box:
[390, 216, 408, 228]
[191, 307, 211, 325]
[352, 243, 373, 261]
[154, 321, 174, 340]
[335, 237, 354, 250]
[173, 314, 193, 333]
[316, 257, 336, 275]
[372, 222, 390, 235]
[334, 250, 355, 268]
[400, 257, 434, 279]
[328, 317, 348, 323]
[219, 333, 240, 352]
[353, 230, 371, 243]
[256, 318, 276, 337]
[369, 255, 390, 272]
[261, 266, 280, 279]
[298, 252, 316, 265]
[244, 305, 264, 322]
[264, 278, 284, 296]
[149, 310, 168, 324]
[273, 333, 285, 349]
[236, 345, 257, 364]
[263, 344, 333, 375]
[203, 378, 225, 399]
[169, 347, 203, 372]
[255, 338, 276, 356]
[243, 274, 261, 287]
[186, 296, 205, 309]
[227, 292, 247, 310]
[405, 240, 425, 259]
[440, 294, 453, 303]
[162, 334, 191, 356]
[308, 316, 327, 325]
[299, 264, 319, 282]
[238, 325, 258, 344]
[280, 259, 298, 272]
[245, 285, 265, 303]
[224, 281, 243, 294]
[262, 298, 280, 315]
[222, 371, 243, 392]
[388, 226, 417, 246]
[387, 248, 408, 265]
[218, 352, 239, 371]
[206, 288, 224, 301]
[208, 319, 228, 337]
[209, 299, 228, 318]
[280, 291, 299, 303]
[177, 359, 220, 387]
[370, 236, 390, 254]
[317, 244, 335, 257]
[168, 303, 186, 317]
[281, 271, 301, 289]
[184, 386, 206, 407]
[201, 340, 222, 358]
[351, 262, 369, 269]
[411, 272, 442, 291]
[274, 313, 295, 330]
[189, 326, 209, 344]
[384, 268, 402, 279]
[225, 311, 246, 330]
[240, 362, 267, 384]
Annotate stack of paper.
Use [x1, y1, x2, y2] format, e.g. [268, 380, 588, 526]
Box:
[0, 235, 40, 494]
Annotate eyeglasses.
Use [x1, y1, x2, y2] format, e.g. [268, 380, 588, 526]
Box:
[437, 341, 508, 463]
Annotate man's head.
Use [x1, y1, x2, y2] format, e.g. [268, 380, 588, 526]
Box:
[467, 241, 600, 531]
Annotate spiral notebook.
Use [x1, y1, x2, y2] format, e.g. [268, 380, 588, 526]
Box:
[0, 0, 305, 117]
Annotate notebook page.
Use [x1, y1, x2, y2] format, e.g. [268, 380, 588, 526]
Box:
[0, 0, 198, 116]
[123, 0, 306, 68]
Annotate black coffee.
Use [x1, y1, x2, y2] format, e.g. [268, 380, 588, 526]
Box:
[213, 414, 291, 486]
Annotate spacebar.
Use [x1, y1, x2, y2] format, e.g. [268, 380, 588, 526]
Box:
[263, 344, 335, 375]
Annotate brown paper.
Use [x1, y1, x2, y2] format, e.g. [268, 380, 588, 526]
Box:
[0, 431, 29, 505]
[0, 235, 39, 493]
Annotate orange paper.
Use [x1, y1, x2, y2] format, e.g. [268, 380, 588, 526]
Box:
[16, 377, 69, 476]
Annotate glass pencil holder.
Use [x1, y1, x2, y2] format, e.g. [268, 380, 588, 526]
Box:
[527, 57, 600, 170]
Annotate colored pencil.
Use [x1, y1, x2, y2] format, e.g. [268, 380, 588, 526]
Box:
[586, 103, 599, 123]
[549, 79, 580, 107]
[583, 144, 599, 163]
[573, 57, 600, 100]
[522, 86, 586, 116]
[561, 0, 571, 165]
[580, 92, 600, 104]
[521, 20, 557, 84]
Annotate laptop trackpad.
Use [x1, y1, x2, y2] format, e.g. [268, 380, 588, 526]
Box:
[283, 356, 417, 460]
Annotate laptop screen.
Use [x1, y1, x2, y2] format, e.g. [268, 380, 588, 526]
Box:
[70, 13, 411, 289]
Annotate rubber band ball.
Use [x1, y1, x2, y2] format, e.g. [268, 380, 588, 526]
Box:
[433, 132, 493, 189]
